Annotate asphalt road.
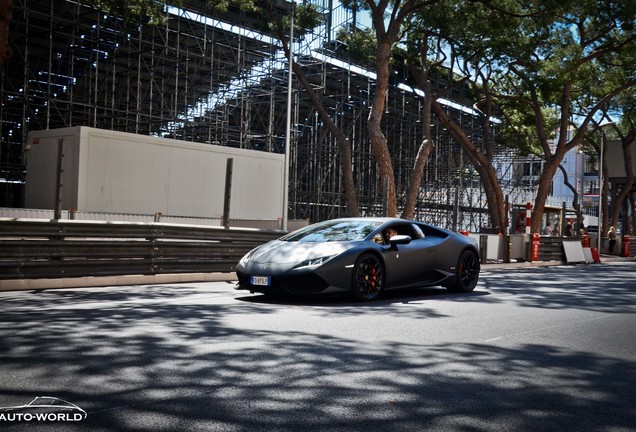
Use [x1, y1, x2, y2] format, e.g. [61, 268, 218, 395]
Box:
[1, 262, 635, 432]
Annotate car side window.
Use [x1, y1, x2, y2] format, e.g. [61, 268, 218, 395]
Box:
[411, 224, 425, 239]
[376, 223, 426, 244]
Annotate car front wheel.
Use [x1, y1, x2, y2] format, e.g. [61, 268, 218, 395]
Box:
[447, 249, 480, 293]
[351, 253, 384, 301]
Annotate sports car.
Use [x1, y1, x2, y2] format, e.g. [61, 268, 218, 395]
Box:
[235, 217, 480, 301]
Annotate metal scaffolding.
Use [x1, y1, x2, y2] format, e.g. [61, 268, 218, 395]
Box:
[1, 0, 532, 231]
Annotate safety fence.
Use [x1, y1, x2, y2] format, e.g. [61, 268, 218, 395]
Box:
[472, 233, 636, 263]
[2, 219, 634, 282]
[533, 236, 567, 261]
[0, 219, 283, 280]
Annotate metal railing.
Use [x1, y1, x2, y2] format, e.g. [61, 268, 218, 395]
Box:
[0, 219, 283, 280]
[0, 207, 311, 231]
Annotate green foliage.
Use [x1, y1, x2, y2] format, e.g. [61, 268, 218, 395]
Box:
[95, 0, 321, 39]
[339, 0, 368, 13]
[295, 4, 323, 32]
[95, 0, 170, 24]
[335, 26, 377, 66]
[496, 102, 559, 156]
[95, 0, 263, 24]
[269, 4, 324, 39]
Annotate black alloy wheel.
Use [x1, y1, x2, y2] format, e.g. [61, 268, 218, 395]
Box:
[351, 253, 385, 301]
[448, 249, 480, 293]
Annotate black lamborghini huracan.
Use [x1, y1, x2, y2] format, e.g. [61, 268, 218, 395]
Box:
[235, 217, 480, 301]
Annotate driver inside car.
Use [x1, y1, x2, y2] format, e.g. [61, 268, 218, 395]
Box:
[382, 227, 398, 244]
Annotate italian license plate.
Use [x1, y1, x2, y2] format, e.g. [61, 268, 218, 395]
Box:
[251, 276, 271, 286]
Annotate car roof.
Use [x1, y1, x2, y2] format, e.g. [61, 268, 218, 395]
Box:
[327, 217, 411, 224]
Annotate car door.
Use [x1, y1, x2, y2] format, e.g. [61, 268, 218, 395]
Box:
[382, 223, 438, 287]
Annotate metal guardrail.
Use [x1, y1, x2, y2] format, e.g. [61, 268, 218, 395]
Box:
[0, 219, 284, 280]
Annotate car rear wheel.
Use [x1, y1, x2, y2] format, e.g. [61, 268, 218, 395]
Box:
[351, 253, 384, 301]
[447, 249, 480, 293]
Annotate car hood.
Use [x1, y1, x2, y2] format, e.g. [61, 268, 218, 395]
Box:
[248, 240, 355, 264]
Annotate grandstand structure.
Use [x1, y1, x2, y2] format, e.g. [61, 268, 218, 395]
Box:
[1, 0, 542, 231]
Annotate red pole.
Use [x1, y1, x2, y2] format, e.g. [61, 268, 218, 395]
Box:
[623, 236, 631, 257]
[530, 233, 541, 261]
[525, 202, 532, 235]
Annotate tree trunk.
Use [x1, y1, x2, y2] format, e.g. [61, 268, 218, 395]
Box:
[431, 100, 505, 230]
[0, 0, 13, 65]
[365, 0, 431, 217]
[292, 62, 360, 216]
[403, 55, 435, 220]
[629, 193, 636, 235]
[367, 38, 396, 216]
[610, 133, 635, 230]
[531, 157, 561, 233]
[402, 138, 434, 219]
[557, 164, 583, 226]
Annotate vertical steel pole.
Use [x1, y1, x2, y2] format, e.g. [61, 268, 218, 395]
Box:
[223, 158, 234, 229]
[453, 188, 459, 231]
[54, 137, 64, 220]
[598, 132, 604, 252]
[282, 5, 294, 231]
[382, 176, 390, 217]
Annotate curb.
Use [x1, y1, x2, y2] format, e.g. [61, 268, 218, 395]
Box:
[0, 272, 237, 292]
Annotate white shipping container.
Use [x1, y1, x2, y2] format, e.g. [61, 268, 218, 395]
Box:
[25, 126, 285, 220]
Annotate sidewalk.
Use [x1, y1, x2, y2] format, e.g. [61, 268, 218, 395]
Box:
[483, 254, 635, 270]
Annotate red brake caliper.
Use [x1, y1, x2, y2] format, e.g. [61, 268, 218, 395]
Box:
[370, 267, 376, 289]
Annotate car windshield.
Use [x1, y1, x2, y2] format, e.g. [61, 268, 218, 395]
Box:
[280, 220, 382, 242]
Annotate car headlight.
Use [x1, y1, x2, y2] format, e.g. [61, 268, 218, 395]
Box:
[293, 255, 336, 270]
[238, 249, 256, 267]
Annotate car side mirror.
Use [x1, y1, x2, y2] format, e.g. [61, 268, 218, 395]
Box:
[389, 235, 411, 250]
